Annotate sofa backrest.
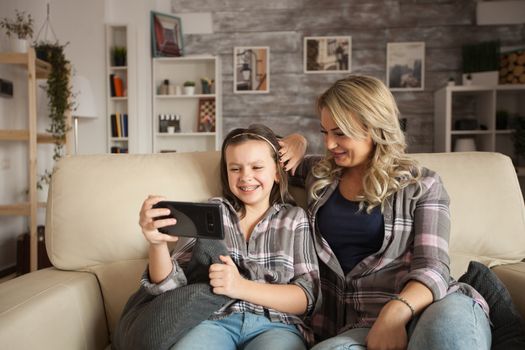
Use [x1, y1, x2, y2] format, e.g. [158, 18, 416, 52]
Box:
[46, 151, 525, 334]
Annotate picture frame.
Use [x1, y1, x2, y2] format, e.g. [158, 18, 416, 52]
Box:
[197, 97, 216, 132]
[304, 36, 352, 74]
[386, 42, 425, 91]
[233, 47, 270, 94]
[151, 11, 183, 57]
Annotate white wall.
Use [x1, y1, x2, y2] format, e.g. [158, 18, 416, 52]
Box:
[0, 0, 171, 270]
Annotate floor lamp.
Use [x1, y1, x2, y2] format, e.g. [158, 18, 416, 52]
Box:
[71, 75, 97, 154]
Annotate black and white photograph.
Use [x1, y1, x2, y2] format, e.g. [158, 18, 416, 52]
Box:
[233, 47, 269, 93]
[304, 36, 351, 74]
[387, 42, 425, 91]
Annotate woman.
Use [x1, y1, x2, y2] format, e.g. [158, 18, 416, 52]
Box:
[279, 75, 491, 350]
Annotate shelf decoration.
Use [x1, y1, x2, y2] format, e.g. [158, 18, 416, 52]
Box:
[197, 98, 216, 132]
[500, 47, 525, 85]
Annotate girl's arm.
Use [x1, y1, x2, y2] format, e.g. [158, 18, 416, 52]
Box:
[209, 255, 308, 315]
[139, 195, 179, 282]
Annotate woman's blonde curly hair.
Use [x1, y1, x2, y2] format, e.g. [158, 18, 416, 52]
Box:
[311, 75, 421, 212]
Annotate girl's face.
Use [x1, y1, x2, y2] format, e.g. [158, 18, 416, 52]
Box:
[225, 140, 279, 211]
[320, 107, 374, 170]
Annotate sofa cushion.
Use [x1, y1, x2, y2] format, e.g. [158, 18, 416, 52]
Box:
[458, 261, 525, 350]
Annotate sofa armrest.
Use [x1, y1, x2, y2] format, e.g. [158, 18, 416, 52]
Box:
[492, 262, 525, 321]
[0, 268, 109, 350]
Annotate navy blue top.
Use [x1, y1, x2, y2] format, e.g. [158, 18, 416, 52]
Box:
[317, 188, 385, 275]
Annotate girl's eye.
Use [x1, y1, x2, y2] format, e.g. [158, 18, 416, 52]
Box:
[320, 130, 327, 135]
[253, 166, 263, 170]
[335, 132, 345, 137]
[229, 168, 240, 172]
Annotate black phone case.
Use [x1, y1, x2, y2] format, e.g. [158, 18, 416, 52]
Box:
[152, 201, 224, 239]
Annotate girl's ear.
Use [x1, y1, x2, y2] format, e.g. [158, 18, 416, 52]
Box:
[274, 168, 280, 184]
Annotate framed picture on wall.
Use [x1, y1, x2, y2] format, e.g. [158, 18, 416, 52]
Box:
[386, 42, 425, 91]
[233, 47, 270, 94]
[304, 36, 352, 74]
[151, 11, 183, 57]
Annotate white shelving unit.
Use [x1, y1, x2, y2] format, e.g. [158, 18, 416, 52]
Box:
[152, 56, 221, 153]
[105, 24, 135, 153]
[434, 84, 525, 156]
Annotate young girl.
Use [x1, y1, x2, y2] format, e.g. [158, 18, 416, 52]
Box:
[138, 124, 319, 350]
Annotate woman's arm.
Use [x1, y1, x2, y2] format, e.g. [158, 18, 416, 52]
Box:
[209, 255, 308, 315]
[278, 133, 307, 175]
[366, 281, 433, 349]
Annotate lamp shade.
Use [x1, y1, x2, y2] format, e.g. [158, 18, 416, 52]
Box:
[72, 75, 97, 119]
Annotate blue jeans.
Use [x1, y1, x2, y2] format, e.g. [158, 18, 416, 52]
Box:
[170, 312, 306, 350]
[311, 292, 491, 350]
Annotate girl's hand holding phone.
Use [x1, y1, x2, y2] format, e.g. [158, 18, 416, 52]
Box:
[139, 195, 179, 245]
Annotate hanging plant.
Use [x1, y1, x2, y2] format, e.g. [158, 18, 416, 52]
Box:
[34, 41, 72, 189]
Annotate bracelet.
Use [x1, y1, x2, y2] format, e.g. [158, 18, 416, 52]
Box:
[391, 295, 415, 319]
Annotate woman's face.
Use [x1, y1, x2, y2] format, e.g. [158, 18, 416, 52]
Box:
[320, 107, 374, 169]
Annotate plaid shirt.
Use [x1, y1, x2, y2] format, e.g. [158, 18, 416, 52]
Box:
[293, 156, 489, 341]
[141, 197, 320, 343]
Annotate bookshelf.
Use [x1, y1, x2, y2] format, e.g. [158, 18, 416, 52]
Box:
[152, 56, 221, 153]
[0, 49, 72, 271]
[434, 85, 525, 154]
[105, 24, 135, 153]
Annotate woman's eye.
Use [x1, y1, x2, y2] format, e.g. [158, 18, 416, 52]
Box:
[335, 132, 345, 137]
[320, 130, 327, 135]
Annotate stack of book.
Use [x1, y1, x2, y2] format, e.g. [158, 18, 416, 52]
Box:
[110, 112, 128, 138]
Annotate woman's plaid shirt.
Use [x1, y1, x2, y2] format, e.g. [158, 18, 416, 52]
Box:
[293, 156, 489, 341]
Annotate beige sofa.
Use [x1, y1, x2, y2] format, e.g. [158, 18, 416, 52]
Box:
[1, 151, 525, 349]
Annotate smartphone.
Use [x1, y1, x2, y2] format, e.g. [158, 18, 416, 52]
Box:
[152, 201, 224, 240]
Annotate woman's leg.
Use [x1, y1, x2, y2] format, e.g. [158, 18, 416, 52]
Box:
[241, 313, 306, 350]
[310, 328, 369, 350]
[170, 313, 242, 350]
[407, 292, 491, 350]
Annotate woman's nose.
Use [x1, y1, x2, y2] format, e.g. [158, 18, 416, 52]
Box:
[325, 133, 337, 150]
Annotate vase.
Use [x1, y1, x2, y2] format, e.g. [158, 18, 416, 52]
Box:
[10, 38, 28, 53]
[183, 86, 195, 95]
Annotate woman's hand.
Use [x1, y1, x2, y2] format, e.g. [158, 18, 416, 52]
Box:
[278, 133, 307, 175]
[365, 300, 412, 350]
[138, 195, 179, 246]
[209, 255, 245, 299]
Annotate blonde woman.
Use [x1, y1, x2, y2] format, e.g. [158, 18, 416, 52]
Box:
[279, 75, 491, 350]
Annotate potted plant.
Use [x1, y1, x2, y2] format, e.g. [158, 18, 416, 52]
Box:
[33, 41, 72, 191]
[0, 9, 33, 52]
[112, 46, 127, 67]
[183, 80, 195, 95]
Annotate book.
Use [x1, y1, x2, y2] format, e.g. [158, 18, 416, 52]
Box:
[113, 75, 124, 97]
[109, 74, 116, 97]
